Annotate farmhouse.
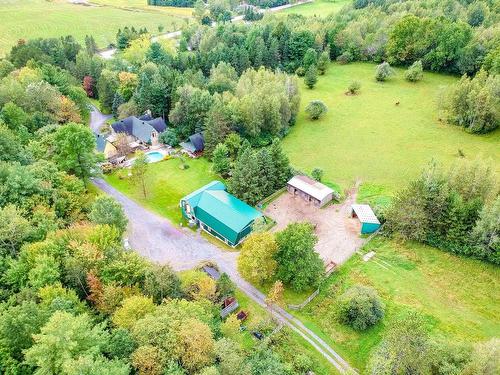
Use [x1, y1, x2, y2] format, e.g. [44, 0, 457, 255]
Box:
[287, 175, 334, 207]
[111, 114, 167, 146]
[95, 133, 118, 159]
[351, 204, 381, 234]
[180, 132, 205, 157]
[180, 181, 263, 247]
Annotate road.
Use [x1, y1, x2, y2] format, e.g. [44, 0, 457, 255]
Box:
[92, 177, 355, 374]
[97, 0, 314, 59]
[89, 104, 112, 133]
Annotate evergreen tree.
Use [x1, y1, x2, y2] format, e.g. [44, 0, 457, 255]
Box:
[112, 93, 125, 118]
[212, 143, 230, 176]
[269, 139, 292, 191]
[304, 64, 318, 89]
[302, 48, 317, 70]
[228, 147, 262, 205]
[317, 51, 330, 75]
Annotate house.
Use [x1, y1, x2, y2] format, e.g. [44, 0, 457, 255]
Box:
[351, 204, 381, 234]
[95, 133, 118, 159]
[111, 115, 167, 146]
[287, 175, 334, 207]
[180, 133, 204, 157]
[180, 181, 263, 247]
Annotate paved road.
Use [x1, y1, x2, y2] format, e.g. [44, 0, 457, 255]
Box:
[89, 105, 112, 133]
[92, 178, 355, 374]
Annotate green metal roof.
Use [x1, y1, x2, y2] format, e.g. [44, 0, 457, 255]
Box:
[181, 181, 262, 235]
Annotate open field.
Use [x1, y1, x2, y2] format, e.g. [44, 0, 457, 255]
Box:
[279, 0, 350, 17]
[283, 62, 500, 195]
[285, 237, 500, 370]
[0, 0, 192, 56]
[104, 157, 218, 224]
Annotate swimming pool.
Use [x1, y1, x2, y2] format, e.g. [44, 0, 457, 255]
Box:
[145, 151, 164, 163]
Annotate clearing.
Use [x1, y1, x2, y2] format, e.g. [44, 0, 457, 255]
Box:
[279, 0, 350, 17]
[0, 0, 192, 56]
[283, 62, 500, 195]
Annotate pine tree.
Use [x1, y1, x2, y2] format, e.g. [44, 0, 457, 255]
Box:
[317, 51, 330, 75]
[269, 139, 292, 190]
[212, 143, 230, 176]
[228, 147, 262, 205]
[112, 92, 124, 118]
[304, 64, 318, 89]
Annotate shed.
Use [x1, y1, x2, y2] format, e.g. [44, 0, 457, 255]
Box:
[180, 133, 205, 156]
[180, 181, 263, 247]
[351, 204, 381, 234]
[287, 175, 334, 207]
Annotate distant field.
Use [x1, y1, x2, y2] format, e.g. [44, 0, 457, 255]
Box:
[0, 0, 192, 56]
[280, 0, 350, 17]
[283, 62, 500, 194]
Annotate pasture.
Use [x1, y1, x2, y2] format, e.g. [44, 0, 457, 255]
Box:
[283, 62, 500, 194]
[279, 0, 350, 17]
[0, 0, 192, 56]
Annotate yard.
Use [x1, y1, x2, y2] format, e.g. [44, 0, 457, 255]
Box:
[279, 0, 350, 17]
[285, 237, 500, 370]
[283, 62, 500, 197]
[0, 0, 192, 56]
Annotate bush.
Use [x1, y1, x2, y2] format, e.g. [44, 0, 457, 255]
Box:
[405, 60, 423, 82]
[347, 80, 361, 95]
[159, 129, 179, 147]
[375, 62, 394, 82]
[305, 100, 327, 120]
[295, 66, 305, 77]
[336, 51, 353, 65]
[311, 168, 323, 182]
[304, 64, 318, 89]
[337, 285, 384, 330]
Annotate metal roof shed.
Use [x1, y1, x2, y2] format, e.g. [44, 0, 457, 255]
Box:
[351, 204, 381, 234]
[287, 175, 334, 207]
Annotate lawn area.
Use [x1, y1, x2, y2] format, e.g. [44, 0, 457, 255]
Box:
[104, 157, 218, 224]
[290, 237, 500, 371]
[0, 0, 192, 56]
[283, 62, 500, 196]
[279, 0, 350, 17]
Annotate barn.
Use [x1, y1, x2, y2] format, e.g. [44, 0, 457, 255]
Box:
[287, 175, 334, 207]
[351, 204, 381, 234]
[180, 181, 263, 247]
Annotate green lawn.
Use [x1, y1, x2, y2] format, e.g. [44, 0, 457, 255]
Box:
[104, 157, 218, 224]
[0, 0, 192, 56]
[283, 62, 500, 195]
[290, 237, 500, 371]
[280, 0, 350, 17]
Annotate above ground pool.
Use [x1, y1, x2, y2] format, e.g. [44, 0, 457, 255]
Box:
[145, 151, 164, 163]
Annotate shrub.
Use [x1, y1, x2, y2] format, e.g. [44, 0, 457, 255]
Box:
[337, 285, 384, 330]
[305, 100, 327, 120]
[336, 51, 353, 65]
[311, 168, 323, 182]
[348, 80, 361, 95]
[375, 62, 394, 82]
[295, 66, 305, 77]
[304, 64, 318, 89]
[405, 60, 423, 82]
[159, 129, 179, 147]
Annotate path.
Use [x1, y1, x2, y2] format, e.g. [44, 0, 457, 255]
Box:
[97, 1, 314, 59]
[92, 178, 355, 374]
[89, 105, 112, 133]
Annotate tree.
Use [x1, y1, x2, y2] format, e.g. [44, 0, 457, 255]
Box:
[28, 254, 60, 290]
[57, 96, 82, 123]
[471, 197, 500, 264]
[302, 48, 318, 70]
[337, 285, 385, 330]
[238, 232, 278, 285]
[112, 93, 125, 118]
[89, 196, 128, 234]
[112, 295, 155, 329]
[177, 318, 215, 372]
[24, 311, 109, 375]
[375, 62, 394, 81]
[106, 328, 138, 360]
[220, 314, 240, 340]
[212, 143, 230, 176]
[216, 272, 235, 300]
[228, 146, 264, 205]
[83, 75, 94, 97]
[405, 60, 423, 82]
[311, 168, 323, 182]
[208, 62, 238, 94]
[131, 152, 149, 198]
[0, 59, 14, 78]
[467, 1, 488, 27]
[317, 51, 330, 75]
[62, 355, 129, 375]
[0, 204, 32, 256]
[143, 263, 182, 304]
[347, 80, 361, 95]
[180, 270, 217, 301]
[461, 338, 499, 375]
[304, 64, 318, 89]
[193, 0, 207, 22]
[53, 123, 98, 180]
[131, 345, 165, 375]
[97, 69, 119, 112]
[215, 338, 250, 375]
[265, 280, 284, 310]
[305, 100, 327, 120]
[275, 222, 323, 292]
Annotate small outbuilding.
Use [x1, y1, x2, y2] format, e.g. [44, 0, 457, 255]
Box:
[351, 204, 381, 234]
[180, 133, 205, 157]
[287, 175, 334, 207]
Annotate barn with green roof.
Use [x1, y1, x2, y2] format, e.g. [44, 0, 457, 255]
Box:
[180, 181, 263, 247]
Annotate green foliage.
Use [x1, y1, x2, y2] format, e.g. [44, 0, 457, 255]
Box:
[311, 168, 324, 182]
[105, 328, 138, 361]
[375, 62, 394, 82]
[212, 143, 230, 176]
[89, 196, 128, 234]
[215, 273, 235, 301]
[238, 232, 278, 285]
[404, 60, 423, 82]
[131, 151, 149, 198]
[347, 80, 361, 94]
[304, 64, 318, 89]
[112, 295, 156, 329]
[159, 129, 179, 147]
[275, 222, 323, 292]
[0, 204, 32, 257]
[143, 263, 182, 303]
[471, 196, 500, 264]
[303, 48, 318, 70]
[317, 51, 330, 75]
[337, 285, 384, 330]
[305, 100, 327, 120]
[28, 255, 60, 290]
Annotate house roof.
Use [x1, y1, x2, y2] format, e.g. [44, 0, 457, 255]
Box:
[288, 175, 334, 201]
[182, 181, 262, 234]
[95, 133, 108, 153]
[351, 204, 380, 224]
[111, 116, 167, 143]
[189, 133, 204, 151]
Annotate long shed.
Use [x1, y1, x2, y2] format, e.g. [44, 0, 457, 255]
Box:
[351, 204, 381, 234]
[287, 175, 334, 207]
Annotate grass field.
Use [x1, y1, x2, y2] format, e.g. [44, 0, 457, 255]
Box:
[280, 0, 350, 17]
[288, 237, 500, 371]
[0, 0, 192, 56]
[283, 62, 500, 195]
[104, 157, 218, 224]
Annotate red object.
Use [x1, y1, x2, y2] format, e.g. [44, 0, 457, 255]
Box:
[236, 311, 248, 321]
[222, 297, 235, 308]
[83, 75, 94, 98]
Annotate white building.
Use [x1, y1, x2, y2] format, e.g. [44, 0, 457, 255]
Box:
[287, 175, 334, 207]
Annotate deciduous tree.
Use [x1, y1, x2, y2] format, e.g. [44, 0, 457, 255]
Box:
[238, 232, 278, 285]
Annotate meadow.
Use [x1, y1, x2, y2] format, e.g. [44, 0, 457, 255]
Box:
[279, 0, 350, 17]
[0, 0, 192, 56]
[283, 62, 500, 195]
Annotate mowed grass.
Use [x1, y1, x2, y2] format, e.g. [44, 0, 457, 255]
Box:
[104, 157, 218, 224]
[0, 0, 192, 56]
[292, 237, 500, 371]
[280, 0, 350, 17]
[283, 62, 500, 194]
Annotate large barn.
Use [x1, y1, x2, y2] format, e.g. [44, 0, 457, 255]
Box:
[180, 181, 262, 247]
[287, 175, 334, 207]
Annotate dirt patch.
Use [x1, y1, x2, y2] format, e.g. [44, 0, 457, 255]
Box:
[264, 186, 365, 265]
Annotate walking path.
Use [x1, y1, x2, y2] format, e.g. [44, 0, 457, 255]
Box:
[97, 1, 313, 59]
[92, 177, 355, 374]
